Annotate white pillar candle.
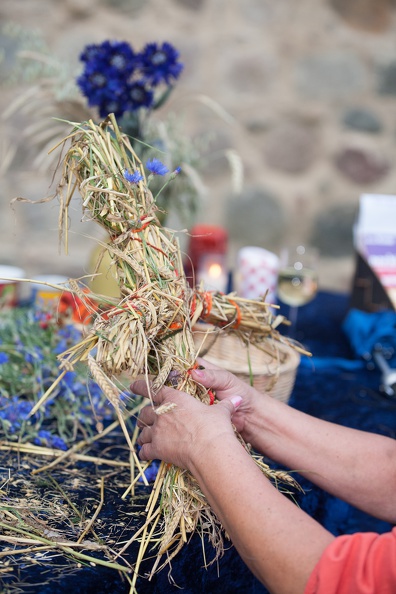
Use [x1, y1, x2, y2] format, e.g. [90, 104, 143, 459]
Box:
[236, 246, 279, 304]
[196, 253, 228, 293]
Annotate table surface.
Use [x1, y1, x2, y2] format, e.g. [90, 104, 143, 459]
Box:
[1, 292, 395, 594]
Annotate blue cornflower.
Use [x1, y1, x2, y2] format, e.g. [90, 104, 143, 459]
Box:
[25, 346, 44, 364]
[80, 40, 136, 75]
[77, 40, 139, 118]
[139, 42, 183, 86]
[60, 371, 77, 391]
[51, 435, 68, 451]
[0, 352, 9, 364]
[123, 169, 143, 184]
[126, 81, 154, 111]
[146, 158, 169, 176]
[54, 339, 68, 355]
[77, 70, 124, 113]
[102, 40, 136, 72]
[96, 96, 129, 119]
[0, 397, 33, 432]
[138, 459, 160, 483]
[58, 324, 82, 343]
[80, 43, 106, 64]
[34, 430, 68, 451]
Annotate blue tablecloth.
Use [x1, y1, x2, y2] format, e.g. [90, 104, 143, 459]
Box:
[2, 292, 396, 594]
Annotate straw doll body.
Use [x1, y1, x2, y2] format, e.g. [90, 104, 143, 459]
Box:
[38, 115, 302, 585]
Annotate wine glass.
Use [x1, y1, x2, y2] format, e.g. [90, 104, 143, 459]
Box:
[277, 245, 319, 335]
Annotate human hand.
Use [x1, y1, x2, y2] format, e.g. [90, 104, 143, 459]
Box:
[190, 359, 265, 446]
[132, 378, 243, 471]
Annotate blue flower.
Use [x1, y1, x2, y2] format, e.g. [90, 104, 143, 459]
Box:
[61, 371, 77, 390]
[126, 81, 154, 111]
[77, 70, 125, 116]
[0, 352, 9, 364]
[77, 40, 144, 119]
[58, 325, 82, 343]
[34, 430, 68, 451]
[138, 459, 160, 483]
[79, 40, 136, 75]
[0, 397, 34, 433]
[146, 158, 169, 176]
[123, 169, 143, 184]
[139, 42, 183, 86]
[25, 346, 44, 364]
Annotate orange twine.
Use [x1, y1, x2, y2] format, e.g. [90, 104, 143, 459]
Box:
[187, 362, 200, 375]
[130, 220, 152, 233]
[129, 215, 152, 234]
[202, 291, 213, 320]
[228, 298, 242, 329]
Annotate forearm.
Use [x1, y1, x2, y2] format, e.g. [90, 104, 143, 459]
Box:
[249, 396, 396, 522]
[189, 434, 334, 594]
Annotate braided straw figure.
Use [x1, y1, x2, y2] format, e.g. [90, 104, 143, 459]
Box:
[42, 115, 301, 586]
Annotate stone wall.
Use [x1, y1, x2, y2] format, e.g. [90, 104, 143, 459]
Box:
[1, 0, 396, 292]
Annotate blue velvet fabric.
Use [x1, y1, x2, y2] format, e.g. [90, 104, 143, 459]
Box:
[3, 292, 396, 594]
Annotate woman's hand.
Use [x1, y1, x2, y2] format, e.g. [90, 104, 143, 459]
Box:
[132, 378, 242, 471]
[190, 358, 266, 447]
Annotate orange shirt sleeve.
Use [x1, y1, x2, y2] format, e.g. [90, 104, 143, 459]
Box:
[304, 527, 396, 594]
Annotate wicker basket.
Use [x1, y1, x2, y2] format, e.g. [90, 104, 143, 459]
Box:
[193, 325, 300, 403]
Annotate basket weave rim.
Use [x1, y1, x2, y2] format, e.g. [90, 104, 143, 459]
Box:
[193, 325, 301, 376]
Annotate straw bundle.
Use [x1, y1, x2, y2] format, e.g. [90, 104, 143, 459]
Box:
[37, 114, 302, 589]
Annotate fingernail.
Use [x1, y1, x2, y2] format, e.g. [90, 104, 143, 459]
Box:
[230, 395, 243, 409]
[192, 368, 204, 378]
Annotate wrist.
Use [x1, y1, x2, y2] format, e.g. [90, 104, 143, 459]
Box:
[241, 393, 285, 450]
[188, 428, 241, 476]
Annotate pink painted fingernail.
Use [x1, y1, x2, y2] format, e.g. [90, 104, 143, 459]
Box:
[230, 395, 243, 409]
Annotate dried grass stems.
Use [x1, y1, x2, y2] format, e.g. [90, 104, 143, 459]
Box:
[33, 114, 303, 588]
[0, 420, 149, 593]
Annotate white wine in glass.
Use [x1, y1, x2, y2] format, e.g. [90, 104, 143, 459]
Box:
[277, 245, 319, 332]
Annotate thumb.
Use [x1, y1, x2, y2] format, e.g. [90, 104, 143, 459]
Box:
[218, 395, 243, 417]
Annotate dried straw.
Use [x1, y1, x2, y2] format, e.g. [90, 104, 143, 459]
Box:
[37, 114, 302, 588]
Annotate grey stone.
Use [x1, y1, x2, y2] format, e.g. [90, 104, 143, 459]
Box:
[295, 51, 367, 99]
[225, 186, 285, 251]
[263, 120, 319, 174]
[378, 61, 396, 96]
[334, 147, 390, 184]
[196, 126, 235, 178]
[310, 203, 358, 257]
[244, 117, 272, 135]
[100, 0, 147, 13]
[65, 0, 96, 18]
[172, 0, 205, 10]
[241, 0, 280, 24]
[329, 0, 392, 33]
[342, 108, 382, 133]
[226, 52, 275, 94]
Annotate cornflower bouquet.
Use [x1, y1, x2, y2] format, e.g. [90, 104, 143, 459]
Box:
[0, 306, 115, 450]
[76, 40, 183, 125]
[75, 38, 205, 225]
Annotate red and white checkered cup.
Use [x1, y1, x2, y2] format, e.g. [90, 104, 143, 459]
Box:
[235, 247, 279, 306]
